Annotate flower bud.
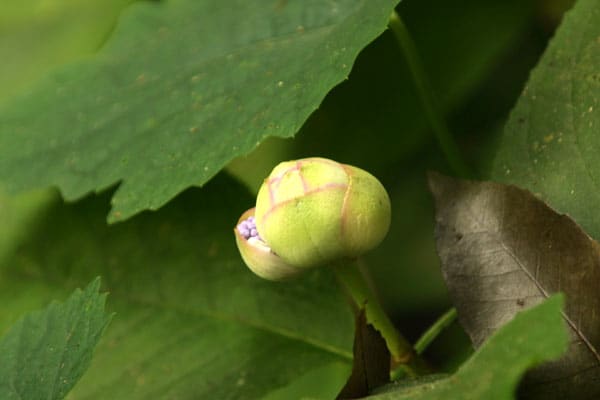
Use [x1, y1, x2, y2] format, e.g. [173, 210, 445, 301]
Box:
[234, 208, 301, 281]
[253, 157, 391, 269]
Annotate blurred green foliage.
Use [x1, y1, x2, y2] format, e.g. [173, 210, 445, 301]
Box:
[0, 0, 134, 103]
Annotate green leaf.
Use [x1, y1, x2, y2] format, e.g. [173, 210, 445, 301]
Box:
[0, 0, 399, 223]
[0, 279, 111, 400]
[0, 0, 134, 103]
[491, 0, 600, 238]
[366, 296, 568, 400]
[0, 174, 354, 399]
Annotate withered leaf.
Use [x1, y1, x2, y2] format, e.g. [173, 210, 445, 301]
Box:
[429, 172, 600, 399]
[337, 309, 390, 399]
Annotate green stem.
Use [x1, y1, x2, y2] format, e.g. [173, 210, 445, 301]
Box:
[387, 10, 471, 178]
[414, 307, 458, 355]
[331, 259, 429, 377]
[390, 307, 458, 381]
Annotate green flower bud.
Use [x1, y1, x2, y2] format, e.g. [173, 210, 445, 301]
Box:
[254, 157, 391, 269]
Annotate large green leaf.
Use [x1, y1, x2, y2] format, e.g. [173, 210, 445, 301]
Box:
[0, 0, 399, 223]
[0, 174, 354, 399]
[0, 279, 111, 400]
[491, 0, 600, 238]
[366, 296, 567, 400]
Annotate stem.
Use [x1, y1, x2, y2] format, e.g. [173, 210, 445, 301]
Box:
[331, 259, 429, 376]
[387, 10, 471, 178]
[390, 307, 458, 381]
[414, 307, 458, 355]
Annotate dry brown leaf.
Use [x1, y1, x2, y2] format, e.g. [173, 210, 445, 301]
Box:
[429, 172, 600, 399]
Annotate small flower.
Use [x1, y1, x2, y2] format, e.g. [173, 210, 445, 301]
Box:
[235, 157, 391, 279]
[234, 208, 301, 281]
[236, 214, 261, 241]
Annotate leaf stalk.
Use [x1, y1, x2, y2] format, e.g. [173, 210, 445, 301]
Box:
[414, 307, 458, 355]
[387, 10, 471, 178]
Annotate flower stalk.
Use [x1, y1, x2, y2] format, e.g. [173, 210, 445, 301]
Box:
[331, 259, 430, 377]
